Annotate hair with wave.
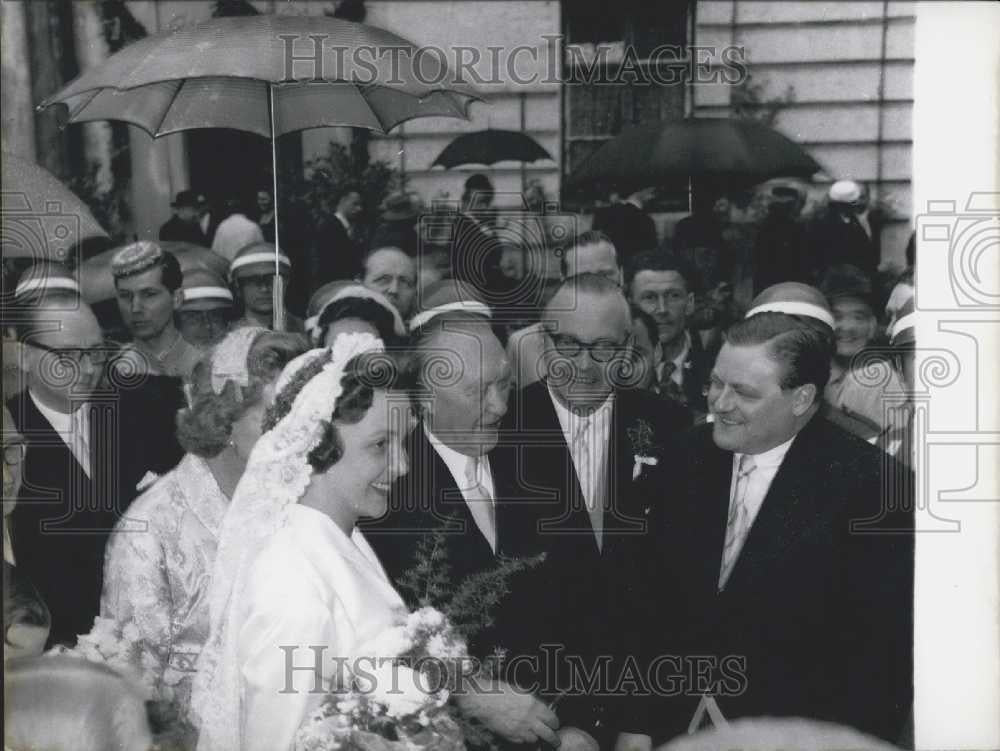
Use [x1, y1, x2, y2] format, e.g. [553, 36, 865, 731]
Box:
[176, 331, 309, 457]
[725, 312, 834, 398]
[261, 348, 415, 473]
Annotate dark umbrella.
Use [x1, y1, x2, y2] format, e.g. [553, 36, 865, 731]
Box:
[2, 153, 108, 262]
[432, 129, 552, 168]
[38, 14, 480, 328]
[566, 118, 823, 193]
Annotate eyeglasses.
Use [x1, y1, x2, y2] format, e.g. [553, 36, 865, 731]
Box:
[27, 340, 112, 367]
[3, 441, 26, 467]
[546, 331, 633, 363]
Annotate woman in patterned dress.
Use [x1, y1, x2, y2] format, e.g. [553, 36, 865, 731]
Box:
[98, 327, 307, 718]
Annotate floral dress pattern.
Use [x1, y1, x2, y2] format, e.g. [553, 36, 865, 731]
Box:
[100, 453, 228, 717]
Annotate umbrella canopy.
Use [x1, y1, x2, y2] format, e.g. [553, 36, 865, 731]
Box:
[566, 118, 822, 192]
[38, 14, 481, 330]
[432, 129, 552, 168]
[79, 241, 228, 304]
[40, 15, 480, 138]
[1, 153, 108, 261]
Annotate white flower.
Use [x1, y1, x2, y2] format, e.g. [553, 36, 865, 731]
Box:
[407, 607, 445, 631]
[365, 663, 436, 719]
[632, 454, 658, 480]
[359, 624, 413, 660]
[425, 633, 466, 661]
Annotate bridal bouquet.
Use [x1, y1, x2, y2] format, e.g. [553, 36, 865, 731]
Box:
[294, 607, 468, 751]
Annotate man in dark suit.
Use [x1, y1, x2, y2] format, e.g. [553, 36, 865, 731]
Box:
[363, 300, 561, 749]
[312, 185, 364, 291]
[626, 250, 714, 416]
[7, 292, 184, 646]
[591, 187, 658, 267]
[366, 308, 519, 647]
[504, 274, 692, 749]
[614, 296, 913, 749]
[159, 190, 209, 246]
[809, 180, 883, 281]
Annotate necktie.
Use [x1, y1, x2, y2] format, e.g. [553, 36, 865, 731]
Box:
[718, 454, 756, 590]
[572, 418, 595, 510]
[72, 406, 91, 478]
[464, 456, 497, 553]
[658, 360, 687, 405]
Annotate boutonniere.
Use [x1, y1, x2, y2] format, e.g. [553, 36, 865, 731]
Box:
[627, 418, 660, 480]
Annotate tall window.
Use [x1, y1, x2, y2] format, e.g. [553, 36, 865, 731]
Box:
[562, 0, 690, 204]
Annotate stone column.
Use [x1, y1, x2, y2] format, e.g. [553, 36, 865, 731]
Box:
[0, 0, 36, 160]
[71, 0, 114, 194]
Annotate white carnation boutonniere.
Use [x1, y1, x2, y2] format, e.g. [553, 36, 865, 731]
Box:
[627, 418, 660, 481]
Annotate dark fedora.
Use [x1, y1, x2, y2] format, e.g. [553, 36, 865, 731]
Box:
[171, 190, 201, 209]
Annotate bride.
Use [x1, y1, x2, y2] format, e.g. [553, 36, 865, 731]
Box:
[192, 333, 559, 751]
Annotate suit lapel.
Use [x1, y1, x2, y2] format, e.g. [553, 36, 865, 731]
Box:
[418, 428, 496, 564]
[725, 421, 823, 592]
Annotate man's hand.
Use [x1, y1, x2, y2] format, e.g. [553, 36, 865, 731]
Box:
[558, 726, 600, 751]
[614, 732, 653, 751]
[454, 681, 560, 746]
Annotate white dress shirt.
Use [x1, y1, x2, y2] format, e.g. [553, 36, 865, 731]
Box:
[424, 426, 497, 551]
[725, 435, 797, 552]
[30, 391, 90, 477]
[548, 386, 614, 514]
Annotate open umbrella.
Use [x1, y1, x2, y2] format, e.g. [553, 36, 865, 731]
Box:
[2, 153, 108, 262]
[432, 129, 552, 168]
[79, 241, 228, 304]
[39, 14, 480, 328]
[566, 118, 823, 194]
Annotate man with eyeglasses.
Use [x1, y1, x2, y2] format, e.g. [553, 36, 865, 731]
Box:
[507, 230, 623, 388]
[7, 288, 184, 646]
[503, 273, 692, 750]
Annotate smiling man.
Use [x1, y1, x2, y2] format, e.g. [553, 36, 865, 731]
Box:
[614, 282, 914, 749]
[112, 242, 202, 380]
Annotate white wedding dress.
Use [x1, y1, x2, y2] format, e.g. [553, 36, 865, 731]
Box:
[233, 504, 404, 751]
[193, 334, 408, 751]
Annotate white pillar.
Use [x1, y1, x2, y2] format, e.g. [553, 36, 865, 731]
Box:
[1, 0, 36, 160]
[912, 3, 1000, 749]
[71, 0, 114, 193]
[124, 0, 189, 239]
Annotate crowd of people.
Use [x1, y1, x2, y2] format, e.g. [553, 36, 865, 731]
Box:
[2, 171, 917, 751]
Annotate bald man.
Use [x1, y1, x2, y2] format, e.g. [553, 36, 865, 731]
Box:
[503, 273, 692, 747]
[363, 311, 562, 747]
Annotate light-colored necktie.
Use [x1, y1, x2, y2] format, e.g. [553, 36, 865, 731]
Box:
[72, 406, 91, 477]
[572, 418, 594, 510]
[718, 454, 756, 590]
[464, 456, 497, 553]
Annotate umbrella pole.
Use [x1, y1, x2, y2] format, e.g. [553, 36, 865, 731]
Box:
[268, 83, 285, 331]
[688, 175, 693, 215]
